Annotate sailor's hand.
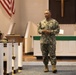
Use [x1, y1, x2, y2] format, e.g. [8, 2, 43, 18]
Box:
[42, 30, 51, 34]
[46, 30, 51, 33]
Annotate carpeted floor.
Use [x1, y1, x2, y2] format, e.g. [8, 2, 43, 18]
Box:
[15, 65, 76, 75]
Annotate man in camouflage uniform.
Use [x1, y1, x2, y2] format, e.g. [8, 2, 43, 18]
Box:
[38, 10, 60, 73]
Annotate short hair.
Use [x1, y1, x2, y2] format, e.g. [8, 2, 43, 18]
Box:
[44, 9, 51, 14]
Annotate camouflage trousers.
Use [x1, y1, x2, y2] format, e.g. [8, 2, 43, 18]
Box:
[40, 43, 56, 65]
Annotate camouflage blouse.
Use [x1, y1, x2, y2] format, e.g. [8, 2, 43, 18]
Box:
[38, 18, 60, 44]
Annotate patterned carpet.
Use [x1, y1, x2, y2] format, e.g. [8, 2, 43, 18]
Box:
[15, 65, 76, 75]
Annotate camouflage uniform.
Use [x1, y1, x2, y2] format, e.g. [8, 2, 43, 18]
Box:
[38, 18, 60, 65]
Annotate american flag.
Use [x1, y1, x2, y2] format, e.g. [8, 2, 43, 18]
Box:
[0, 0, 15, 17]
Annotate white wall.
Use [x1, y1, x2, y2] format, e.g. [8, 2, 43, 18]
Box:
[0, 0, 49, 36]
[0, 6, 11, 36]
[59, 24, 76, 36]
[12, 0, 21, 35]
[20, 0, 49, 35]
[0, 0, 21, 36]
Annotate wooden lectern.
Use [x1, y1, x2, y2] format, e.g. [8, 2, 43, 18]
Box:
[6, 34, 25, 53]
[6, 35, 24, 45]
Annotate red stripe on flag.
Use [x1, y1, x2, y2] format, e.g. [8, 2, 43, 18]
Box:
[3, 0, 11, 10]
[0, 0, 12, 16]
[0, 0, 15, 17]
[12, 0, 15, 14]
[7, 0, 11, 4]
